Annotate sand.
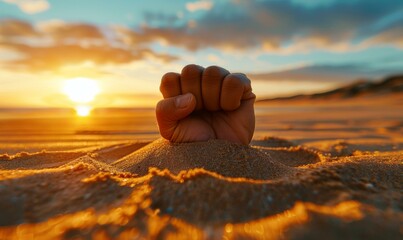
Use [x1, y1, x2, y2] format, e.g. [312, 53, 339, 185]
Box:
[0, 95, 402, 239]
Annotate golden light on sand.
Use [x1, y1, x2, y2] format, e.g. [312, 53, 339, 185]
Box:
[63, 77, 100, 103]
[75, 105, 92, 117]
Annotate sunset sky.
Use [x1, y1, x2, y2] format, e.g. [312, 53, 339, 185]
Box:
[0, 0, 402, 108]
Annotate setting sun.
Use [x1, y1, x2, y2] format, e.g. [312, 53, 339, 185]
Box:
[62, 77, 100, 116]
[75, 105, 92, 117]
[63, 77, 100, 103]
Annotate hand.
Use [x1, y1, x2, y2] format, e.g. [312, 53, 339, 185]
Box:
[156, 64, 256, 145]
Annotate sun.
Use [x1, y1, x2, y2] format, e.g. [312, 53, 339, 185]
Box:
[62, 77, 100, 117]
[63, 77, 100, 103]
[75, 105, 92, 117]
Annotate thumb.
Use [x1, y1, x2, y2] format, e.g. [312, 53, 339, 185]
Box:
[156, 93, 196, 141]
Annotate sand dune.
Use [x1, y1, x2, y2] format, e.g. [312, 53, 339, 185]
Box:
[259, 75, 403, 101]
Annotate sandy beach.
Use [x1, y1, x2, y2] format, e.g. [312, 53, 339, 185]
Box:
[1, 0, 403, 238]
[0, 94, 402, 239]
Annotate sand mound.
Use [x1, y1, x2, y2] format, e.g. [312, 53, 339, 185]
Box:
[113, 138, 295, 180]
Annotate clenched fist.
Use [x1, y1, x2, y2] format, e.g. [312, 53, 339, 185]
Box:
[156, 64, 256, 145]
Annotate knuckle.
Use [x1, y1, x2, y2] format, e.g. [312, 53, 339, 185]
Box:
[242, 75, 252, 86]
[160, 72, 179, 89]
[202, 67, 222, 86]
[162, 72, 178, 82]
[204, 65, 229, 78]
[235, 73, 252, 86]
[204, 65, 221, 76]
[182, 64, 203, 77]
[223, 74, 243, 90]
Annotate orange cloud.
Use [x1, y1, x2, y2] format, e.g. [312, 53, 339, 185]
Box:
[1, 41, 177, 72]
[0, 19, 178, 72]
[39, 20, 105, 42]
[0, 19, 38, 37]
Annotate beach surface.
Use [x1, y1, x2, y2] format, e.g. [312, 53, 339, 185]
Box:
[0, 94, 402, 239]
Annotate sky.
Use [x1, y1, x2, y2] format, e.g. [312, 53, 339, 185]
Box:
[0, 0, 402, 108]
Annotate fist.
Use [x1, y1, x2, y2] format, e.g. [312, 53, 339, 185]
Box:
[156, 64, 256, 145]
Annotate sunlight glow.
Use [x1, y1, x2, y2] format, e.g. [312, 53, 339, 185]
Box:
[75, 105, 91, 117]
[63, 77, 100, 103]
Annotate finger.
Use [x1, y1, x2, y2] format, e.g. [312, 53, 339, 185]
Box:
[160, 72, 181, 98]
[202, 65, 229, 111]
[181, 64, 204, 110]
[220, 73, 253, 111]
[155, 93, 196, 141]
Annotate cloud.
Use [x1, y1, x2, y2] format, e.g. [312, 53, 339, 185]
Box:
[1, 0, 402, 72]
[0, 19, 178, 72]
[0, 19, 104, 42]
[186, 1, 213, 12]
[247, 64, 403, 83]
[38, 20, 105, 41]
[112, 25, 157, 46]
[364, 27, 403, 48]
[360, 14, 403, 48]
[137, 0, 403, 52]
[1, 41, 176, 72]
[3, 0, 49, 14]
[0, 19, 38, 37]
